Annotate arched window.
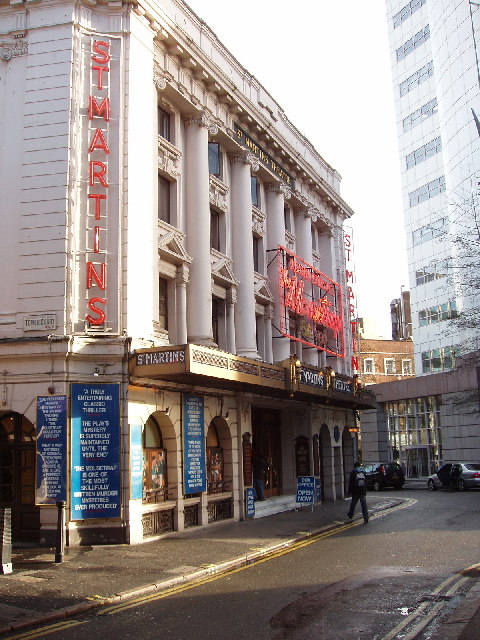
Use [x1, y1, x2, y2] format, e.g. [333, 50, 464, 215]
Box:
[206, 421, 223, 494]
[143, 416, 167, 503]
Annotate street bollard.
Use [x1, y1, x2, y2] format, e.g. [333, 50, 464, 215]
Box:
[55, 501, 65, 563]
[0, 507, 12, 574]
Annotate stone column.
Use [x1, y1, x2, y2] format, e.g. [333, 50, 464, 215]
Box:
[264, 305, 274, 364]
[184, 113, 214, 345]
[295, 208, 318, 366]
[226, 287, 237, 354]
[231, 152, 259, 359]
[266, 183, 291, 363]
[175, 264, 189, 345]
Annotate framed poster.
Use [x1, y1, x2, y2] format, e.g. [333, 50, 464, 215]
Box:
[130, 423, 143, 500]
[36, 395, 67, 504]
[183, 394, 206, 494]
[71, 384, 121, 519]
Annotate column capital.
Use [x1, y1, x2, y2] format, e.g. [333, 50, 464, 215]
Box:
[176, 264, 189, 284]
[184, 112, 216, 131]
[267, 182, 291, 200]
[231, 151, 260, 173]
[296, 207, 319, 222]
[153, 70, 168, 91]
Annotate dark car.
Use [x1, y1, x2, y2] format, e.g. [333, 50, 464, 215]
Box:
[427, 463, 480, 491]
[362, 462, 405, 491]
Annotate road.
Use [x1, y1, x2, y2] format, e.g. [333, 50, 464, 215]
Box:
[6, 489, 480, 640]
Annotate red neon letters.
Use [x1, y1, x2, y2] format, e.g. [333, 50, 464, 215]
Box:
[85, 39, 111, 326]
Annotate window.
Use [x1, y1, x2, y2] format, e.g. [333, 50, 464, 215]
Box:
[159, 277, 168, 330]
[402, 360, 413, 375]
[284, 206, 291, 232]
[396, 25, 430, 61]
[251, 176, 260, 207]
[212, 297, 219, 346]
[399, 61, 434, 97]
[415, 265, 445, 285]
[393, 0, 426, 28]
[406, 137, 442, 170]
[417, 300, 457, 326]
[412, 217, 448, 246]
[385, 359, 396, 375]
[253, 235, 262, 273]
[403, 98, 438, 132]
[311, 227, 317, 252]
[208, 142, 222, 178]
[158, 107, 171, 142]
[158, 175, 171, 223]
[210, 208, 220, 251]
[364, 358, 375, 374]
[409, 176, 445, 207]
[422, 346, 456, 373]
[143, 416, 167, 503]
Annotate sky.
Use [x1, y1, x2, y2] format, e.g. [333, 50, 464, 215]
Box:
[185, 0, 410, 338]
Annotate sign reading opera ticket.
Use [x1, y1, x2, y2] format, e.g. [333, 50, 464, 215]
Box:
[71, 384, 121, 519]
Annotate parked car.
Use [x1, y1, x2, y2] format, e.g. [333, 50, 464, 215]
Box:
[362, 462, 405, 491]
[427, 463, 480, 491]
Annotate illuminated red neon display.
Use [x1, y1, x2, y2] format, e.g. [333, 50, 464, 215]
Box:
[277, 246, 345, 357]
[344, 229, 359, 371]
[85, 39, 111, 327]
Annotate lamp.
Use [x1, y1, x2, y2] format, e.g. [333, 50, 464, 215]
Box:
[324, 366, 335, 391]
[93, 367, 100, 377]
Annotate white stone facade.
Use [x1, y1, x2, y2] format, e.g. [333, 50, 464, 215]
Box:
[0, 0, 371, 544]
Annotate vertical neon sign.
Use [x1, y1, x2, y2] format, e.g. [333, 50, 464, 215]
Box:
[344, 227, 359, 372]
[85, 39, 111, 327]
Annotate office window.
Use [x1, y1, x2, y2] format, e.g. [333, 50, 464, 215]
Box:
[415, 265, 445, 285]
[393, 0, 426, 28]
[412, 218, 448, 246]
[399, 61, 434, 97]
[251, 176, 260, 207]
[403, 98, 438, 132]
[208, 142, 222, 178]
[406, 137, 442, 170]
[409, 176, 445, 207]
[402, 360, 413, 375]
[364, 358, 375, 374]
[158, 107, 171, 142]
[418, 300, 457, 325]
[396, 25, 430, 62]
[159, 277, 168, 330]
[158, 175, 170, 223]
[422, 346, 456, 373]
[210, 208, 220, 251]
[385, 359, 396, 375]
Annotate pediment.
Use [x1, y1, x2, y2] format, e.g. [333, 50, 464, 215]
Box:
[158, 228, 192, 264]
[211, 253, 238, 286]
[254, 276, 274, 303]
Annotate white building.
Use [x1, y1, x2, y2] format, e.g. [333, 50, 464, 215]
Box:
[0, 0, 372, 545]
[385, 0, 480, 375]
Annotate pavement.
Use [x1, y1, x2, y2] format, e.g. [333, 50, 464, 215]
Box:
[1, 486, 479, 639]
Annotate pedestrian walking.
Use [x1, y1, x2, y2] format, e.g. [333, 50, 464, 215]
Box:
[347, 461, 369, 523]
[252, 451, 268, 501]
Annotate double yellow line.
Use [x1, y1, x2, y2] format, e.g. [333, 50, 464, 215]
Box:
[101, 498, 417, 617]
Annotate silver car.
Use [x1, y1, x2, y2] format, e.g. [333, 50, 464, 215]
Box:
[427, 463, 480, 491]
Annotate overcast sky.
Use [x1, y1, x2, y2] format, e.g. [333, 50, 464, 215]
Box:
[184, 0, 410, 337]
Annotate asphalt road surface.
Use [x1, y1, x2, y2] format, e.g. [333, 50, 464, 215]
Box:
[6, 489, 480, 640]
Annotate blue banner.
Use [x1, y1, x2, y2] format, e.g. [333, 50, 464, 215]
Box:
[183, 394, 206, 494]
[36, 395, 67, 504]
[71, 384, 121, 520]
[296, 476, 315, 504]
[245, 487, 255, 518]
[130, 423, 143, 500]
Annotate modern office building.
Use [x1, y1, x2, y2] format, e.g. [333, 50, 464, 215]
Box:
[385, 0, 480, 375]
[0, 0, 373, 545]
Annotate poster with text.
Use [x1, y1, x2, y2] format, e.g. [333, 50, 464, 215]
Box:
[36, 395, 67, 504]
[130, 423, 143, 500]
[71, 384, 121, 519]
[183, 394, 206, 494]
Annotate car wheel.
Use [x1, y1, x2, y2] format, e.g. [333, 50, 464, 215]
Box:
[457, 478, 467, 491]
[427, 479, 436, 491]
[373, 480, 381, 491]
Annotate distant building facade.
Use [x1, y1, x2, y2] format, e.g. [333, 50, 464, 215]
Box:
[358, 338, 415, 385]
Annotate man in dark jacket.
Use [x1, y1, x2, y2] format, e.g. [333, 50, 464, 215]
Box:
[347, 461, 369, 523]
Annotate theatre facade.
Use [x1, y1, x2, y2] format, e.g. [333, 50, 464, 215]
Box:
[0, 0, 373, 545]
